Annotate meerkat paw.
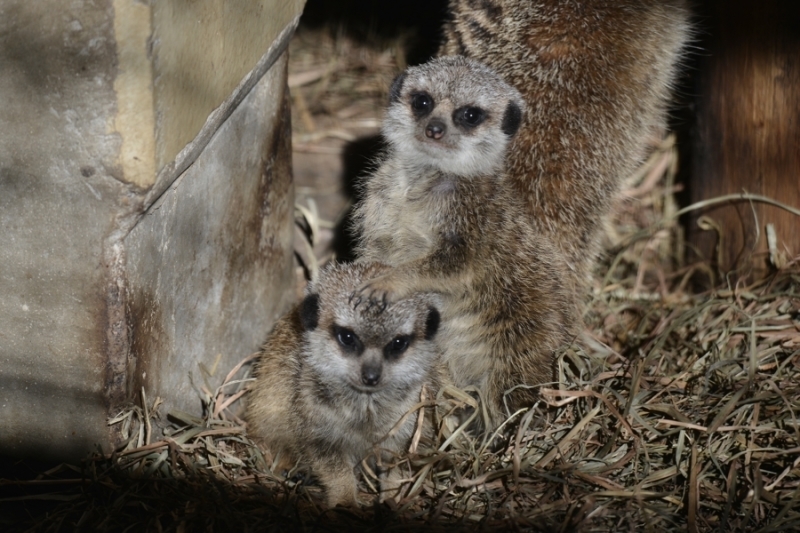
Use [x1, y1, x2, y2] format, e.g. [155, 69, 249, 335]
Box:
[322, 476, 366, 508]
[378, 466, 408, 504]
[317, 461, 366, 508]
[351, 273, 407, 312]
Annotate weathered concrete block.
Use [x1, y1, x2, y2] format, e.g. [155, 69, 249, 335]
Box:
[123, 56, 295, 419]
[0, 0, 304, 459]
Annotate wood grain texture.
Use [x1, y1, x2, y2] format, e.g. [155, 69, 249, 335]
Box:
[686, 0, 800, 280]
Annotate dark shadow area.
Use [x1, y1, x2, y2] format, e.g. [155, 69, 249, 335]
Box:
[331, 134, 387, 263]
[301, 0, 449, 65]
[0, 458, 493, 532]
[670, 6, 748, 290]
[0, 372, 122, 464]
[0, 455, 72, 531]
[673, 6, 711, 273]
[0, 391, 571, 532]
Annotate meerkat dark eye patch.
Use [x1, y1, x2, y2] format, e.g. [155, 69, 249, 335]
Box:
[453, 106, 486, 129]
[501, 100, 522, 136]
[333, 325, 363, 354]
[299, 294, 320, 331]
[424, 307, 441, 340]
[410, 92, 434, 117]
[389, 72, 407, 103]
[384, 335, 412, 360]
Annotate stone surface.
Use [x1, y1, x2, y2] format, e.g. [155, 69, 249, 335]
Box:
[151, 0, 305, 172]
[0, 0, 126, 459]
[112, 0, 157, 189]
[0, 0, 302, 459]
[124, 55, 295, 417]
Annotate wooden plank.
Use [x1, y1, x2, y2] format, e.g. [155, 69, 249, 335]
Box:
[685, 0, 800, 280]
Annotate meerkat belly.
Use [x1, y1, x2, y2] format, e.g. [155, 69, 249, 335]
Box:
[364, 198, 439, 266]
[438, 297, 493, 391]
[391, 213, 437, 264]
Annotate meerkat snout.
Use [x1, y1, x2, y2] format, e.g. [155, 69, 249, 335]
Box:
[329, 324, 382, 388]
[410, 91, 447, 141]
[425, 120, 445, 140]
[361, 363, 380, 386]
[341, 309, 438, 390]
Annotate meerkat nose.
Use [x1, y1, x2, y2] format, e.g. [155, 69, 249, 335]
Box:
[361, 364, 382, 387]
[425, 120, 446, 140]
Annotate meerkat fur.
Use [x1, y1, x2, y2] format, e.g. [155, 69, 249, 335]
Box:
[246, 261, 442, 507]
[352, 56, 579, 430]
[438, 0, 692, 294]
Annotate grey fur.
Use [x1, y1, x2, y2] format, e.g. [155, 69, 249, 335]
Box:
[352, 56, 579, 430]
[245, 261, 442, 507]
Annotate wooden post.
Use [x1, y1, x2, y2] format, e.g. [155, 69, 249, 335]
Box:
[684, 0, 800, 281]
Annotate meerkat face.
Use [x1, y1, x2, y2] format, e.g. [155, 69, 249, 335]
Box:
[299, 262, 441, 397]
[383, 55, 524, 178]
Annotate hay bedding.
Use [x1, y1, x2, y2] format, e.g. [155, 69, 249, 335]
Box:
[5, 30, 800, 533]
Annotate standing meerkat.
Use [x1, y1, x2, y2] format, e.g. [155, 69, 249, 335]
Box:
[245, 261, 442, 508]
[439, 0, 692, 293]
[352, 56, 579, 430]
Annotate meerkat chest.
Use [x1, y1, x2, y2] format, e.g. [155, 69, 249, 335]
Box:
[363, 170, 445, 264]
[307, 393, 413, 458]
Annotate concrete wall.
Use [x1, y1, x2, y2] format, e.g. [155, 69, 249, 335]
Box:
[0, 0, 304, 459]
[123, 56, 295, 418]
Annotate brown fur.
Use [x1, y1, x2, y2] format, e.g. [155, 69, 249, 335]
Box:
[439, 0, 692, 292]
[353, 57, 579, 429]
[246, 261, 442, 507]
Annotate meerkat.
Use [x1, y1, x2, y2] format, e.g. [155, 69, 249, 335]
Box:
[439, 0, 692, 293]
[246, 261, 442, 508]
[351, 56, 579, 430]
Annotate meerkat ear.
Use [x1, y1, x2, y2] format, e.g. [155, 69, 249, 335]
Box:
[424, 307, 441, 340]
[299, 293, 320, 331]
[501, 100, 523, 136]
[389, 72, 408, 104]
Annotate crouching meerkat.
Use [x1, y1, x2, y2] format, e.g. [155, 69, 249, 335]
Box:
[439, 0, 692, 294]
[352, 56, 579, 430]
[246, 261, 442, 508]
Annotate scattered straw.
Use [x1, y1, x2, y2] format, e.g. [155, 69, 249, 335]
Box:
[9, 163, 795, 531]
